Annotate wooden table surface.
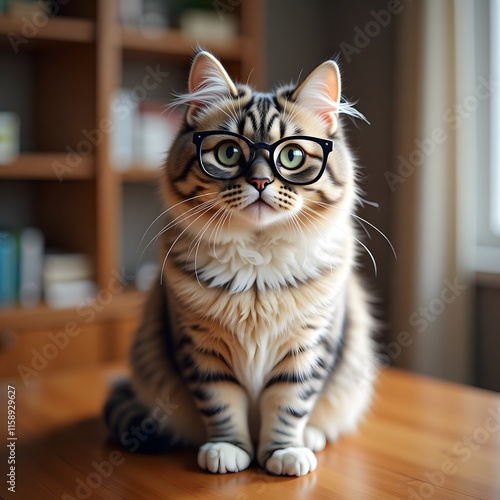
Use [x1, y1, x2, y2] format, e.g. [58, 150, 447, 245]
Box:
[1, 364, 499, 500]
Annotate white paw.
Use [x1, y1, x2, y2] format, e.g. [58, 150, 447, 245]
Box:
[304, 426, 327, 452]
[197, 442, 251, 474]
[265, 447, 317, 476]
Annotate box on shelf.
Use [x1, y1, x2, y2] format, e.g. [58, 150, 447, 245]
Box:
[43, 252, 97, 309]
[19, 227, 44, 307]
[110, 89, 138, 171]
[7, 0, 51, 19]
[118, 0, 170, 28]
[0, 230, 18, 308]
[0, 112, 20, 165]
[179, 9, 238, 43]
[0, 227, 43, 309]
[110, 91, 182, 171]
[138, 100, 182, 170]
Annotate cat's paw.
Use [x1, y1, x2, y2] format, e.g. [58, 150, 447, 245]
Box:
[197, 442, 251, 474]
[265, 447, 317, 476]
[304, 426, 327, 451]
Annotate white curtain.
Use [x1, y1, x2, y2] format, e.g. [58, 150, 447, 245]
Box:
[390, 0, 480, 383]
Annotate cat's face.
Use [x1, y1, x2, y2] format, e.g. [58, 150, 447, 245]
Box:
[164, 52, 356, 236]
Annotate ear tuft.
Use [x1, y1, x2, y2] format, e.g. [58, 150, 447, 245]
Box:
[291, 61, 341, 134]
[183, 51, 238, 125]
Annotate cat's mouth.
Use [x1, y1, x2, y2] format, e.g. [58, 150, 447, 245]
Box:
[241, 198, 275, 220]
[243, 198, 274, 212]
[250, 199, 272, 208]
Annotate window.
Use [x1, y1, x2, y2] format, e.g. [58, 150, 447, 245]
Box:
[476, 0, 500, 275]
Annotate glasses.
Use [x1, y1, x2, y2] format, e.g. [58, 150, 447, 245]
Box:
[192, 131, 334, 186]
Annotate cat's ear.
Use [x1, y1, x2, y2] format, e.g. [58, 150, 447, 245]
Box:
[291, 61, 341, 134]
[186, 51, 238, 126]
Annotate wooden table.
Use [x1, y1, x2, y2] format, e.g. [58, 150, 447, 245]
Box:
[1, 364, 499, 500]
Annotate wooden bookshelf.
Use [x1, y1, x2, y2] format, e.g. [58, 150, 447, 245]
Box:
[0, 0, 265, 377]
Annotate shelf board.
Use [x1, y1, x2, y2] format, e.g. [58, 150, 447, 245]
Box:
[121, 27, 244, 61]
[0, 290, 146, 331]
[0, 153, 94, 180]
[119, 166, 162, 183]
[0, 15, 95, 44]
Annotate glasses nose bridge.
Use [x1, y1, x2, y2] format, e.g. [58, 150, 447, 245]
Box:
[248, 142, 273, 163]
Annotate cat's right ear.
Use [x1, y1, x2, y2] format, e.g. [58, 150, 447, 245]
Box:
[186, 51, 238, 126]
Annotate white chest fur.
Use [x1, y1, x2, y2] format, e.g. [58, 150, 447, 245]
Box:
[192, 224, 346, 294]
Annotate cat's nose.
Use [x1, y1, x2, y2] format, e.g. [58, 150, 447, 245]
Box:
[248, 177, 272, 193]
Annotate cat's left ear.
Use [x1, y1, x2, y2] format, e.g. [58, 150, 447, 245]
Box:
[291, 61, 341, 134]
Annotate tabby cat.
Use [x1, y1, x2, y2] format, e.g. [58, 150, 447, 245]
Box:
[104, 50, 377, 476]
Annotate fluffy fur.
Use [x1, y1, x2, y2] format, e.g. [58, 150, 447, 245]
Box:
[104, 51, 378, 476]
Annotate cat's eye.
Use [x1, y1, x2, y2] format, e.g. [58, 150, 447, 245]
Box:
[278, 144, 305, 170]
[215, 141, 242, 167]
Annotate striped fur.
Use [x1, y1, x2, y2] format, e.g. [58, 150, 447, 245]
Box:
[104, 52, 377, 476]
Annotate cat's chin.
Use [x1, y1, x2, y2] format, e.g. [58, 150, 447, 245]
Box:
[234, 200, 295, 228]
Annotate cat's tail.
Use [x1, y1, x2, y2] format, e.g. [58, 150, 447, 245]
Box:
[103, 378, 176, 454]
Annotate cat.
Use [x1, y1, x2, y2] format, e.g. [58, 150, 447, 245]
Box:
[104, 50, 377, 476]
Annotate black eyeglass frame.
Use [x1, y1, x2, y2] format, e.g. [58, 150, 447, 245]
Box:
[192, 130, 334, 186]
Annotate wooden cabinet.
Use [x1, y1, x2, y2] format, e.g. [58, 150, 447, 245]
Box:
[0, 1, 265, 377]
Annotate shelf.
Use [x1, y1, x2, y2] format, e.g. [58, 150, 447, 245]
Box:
[0, 153, 94, 180]
[0, 289, 146, 331]
[119, 166, 162, 183]
[0, 15, 95, 45]
[121, 27, 244, 61]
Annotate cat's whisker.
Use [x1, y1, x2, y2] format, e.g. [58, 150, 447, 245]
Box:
[355, 219, 373, 240]
[137, 200, 220, 273]
[188, 204, 225, 260]
[312, 201, 396, 259]
[138, 191, 219, 249]
[190, 207, 226, 289]
[187, 204, 224, 258]
[210, 209, 231, 262]
[160, 203, 221, 284]
[139, 199, 219, 267]
[302, 205, 378, 276]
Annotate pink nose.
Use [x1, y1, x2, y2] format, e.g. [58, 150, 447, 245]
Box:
[249, 177, 272, 193]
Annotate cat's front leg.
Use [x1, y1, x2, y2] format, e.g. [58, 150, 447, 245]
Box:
[174, 323, 254, 473]
[190, 379, 254, 474]
[257, 381, 323, 476]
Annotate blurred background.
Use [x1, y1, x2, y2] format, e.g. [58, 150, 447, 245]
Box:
[0, 0, 498, 391]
